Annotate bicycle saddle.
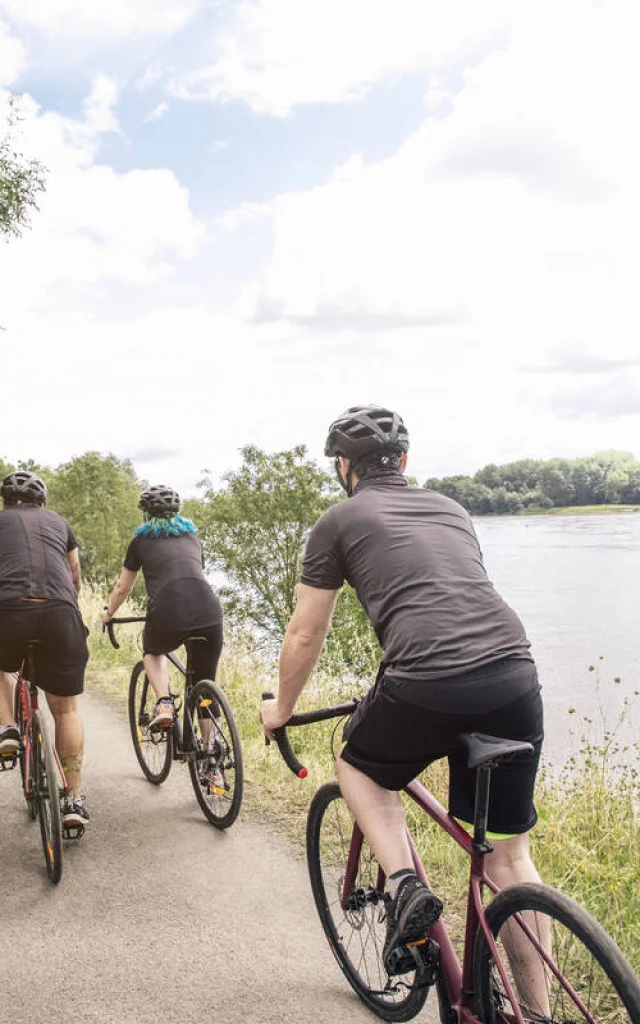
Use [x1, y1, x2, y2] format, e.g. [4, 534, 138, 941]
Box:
[458, 732, 534, 769]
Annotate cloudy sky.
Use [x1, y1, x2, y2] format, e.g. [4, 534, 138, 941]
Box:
[1, 0, 638, 493]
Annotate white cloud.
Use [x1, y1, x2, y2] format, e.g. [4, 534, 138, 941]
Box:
[0, 15, 26, 84]
[240, 0, 640, 376]
[83, 75, 121, 136]
[0, 0, 201, 41]
[0, 81, 205, 319]
[145, 101, 169, 122]
[2, 0, 639, 491]
[172, 0, 511, 114]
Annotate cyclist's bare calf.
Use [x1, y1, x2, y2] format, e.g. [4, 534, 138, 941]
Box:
[143, 653, 171, 699]
[45, 692, 84, 798]
[0, 669, 15, 724]
[336, 754, 414, 878]
[487, 835, 551, 1016]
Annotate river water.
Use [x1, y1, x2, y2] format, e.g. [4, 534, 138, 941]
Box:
[474, 513, 640, 764]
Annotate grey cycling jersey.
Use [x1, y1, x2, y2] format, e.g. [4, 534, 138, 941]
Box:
[0, 506, 79, 607]
[300, 473, 532, 680]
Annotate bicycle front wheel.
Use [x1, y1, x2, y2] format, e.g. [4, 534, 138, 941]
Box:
[187, 680, 243, 829]
[14, 682, 37, 819]
[128, 661, 173, 784]
[307, 781, 430, 1023]
[474, 882, 640, 1024]
[33, 712, 63, 884]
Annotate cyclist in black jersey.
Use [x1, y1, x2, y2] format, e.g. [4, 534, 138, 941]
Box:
[261, 406, 545, 969]
[0, 471, 90, 829]
[102, 486, 223, 730]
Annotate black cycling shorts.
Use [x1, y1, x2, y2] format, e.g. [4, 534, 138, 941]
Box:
[341, 658, 543, 836]
[0, 601, 89, 698]
[143, 620, 223, 681]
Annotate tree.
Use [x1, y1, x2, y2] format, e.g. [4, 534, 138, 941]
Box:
[1, 95, 46, 240]
[190, 445, 381, 675]
[191, 446, 337, 646]
[47, 453, 144, 587]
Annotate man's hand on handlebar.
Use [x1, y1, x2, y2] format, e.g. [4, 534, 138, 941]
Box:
[259, 696, 292, 742]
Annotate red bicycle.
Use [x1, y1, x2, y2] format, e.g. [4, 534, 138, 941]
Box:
[1, 641, 84, 884]
[266, 694, 640, 1023]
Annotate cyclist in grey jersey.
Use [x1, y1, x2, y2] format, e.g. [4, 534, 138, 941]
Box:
[261, 405, 546, 979]
[0, 471, 90, 829]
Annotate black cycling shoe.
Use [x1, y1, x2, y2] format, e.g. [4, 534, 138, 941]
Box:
[383, 874, 443, 974]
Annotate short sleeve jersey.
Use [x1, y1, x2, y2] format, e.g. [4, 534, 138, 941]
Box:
[124, 531, 221, 630]
[0, 505, 79, 606]
[300, 475, 532, 680]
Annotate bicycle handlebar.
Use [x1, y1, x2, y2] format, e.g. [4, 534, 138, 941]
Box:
[261, 691, 358, 779]
[102, 613, 146, 650]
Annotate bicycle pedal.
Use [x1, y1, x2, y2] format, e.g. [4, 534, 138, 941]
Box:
[0, 753, 17, 771]
[386, 937, 439, 981]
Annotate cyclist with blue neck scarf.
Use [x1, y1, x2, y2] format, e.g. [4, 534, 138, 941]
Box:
[102, 485, 223, 728]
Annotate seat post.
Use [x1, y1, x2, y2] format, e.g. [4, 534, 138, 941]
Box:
[472, 763, 494, 854]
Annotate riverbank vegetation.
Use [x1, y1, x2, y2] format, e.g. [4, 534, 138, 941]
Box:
[426, 450, 640, 516]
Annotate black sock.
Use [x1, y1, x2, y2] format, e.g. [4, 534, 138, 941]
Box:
[388, 868, 415, 898]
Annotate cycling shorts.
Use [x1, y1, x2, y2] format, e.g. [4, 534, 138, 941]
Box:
[0, 601, 89, 697]
[341, 658, 543, 836]
[143, 620, 223, 681]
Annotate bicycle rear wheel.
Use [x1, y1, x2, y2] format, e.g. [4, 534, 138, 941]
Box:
[187, 680, 243, 829]
[128, 661, 173, 784]
[33, 712, 63, 884]
[307, 781, 431, 1022]
[14, 681, 37, 819]
[474, 882, 640, 1024]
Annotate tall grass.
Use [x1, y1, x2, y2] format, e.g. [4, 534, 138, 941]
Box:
[80, 587, 639, 973]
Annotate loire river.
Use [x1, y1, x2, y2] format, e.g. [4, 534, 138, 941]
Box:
[474, 513, 640, 764]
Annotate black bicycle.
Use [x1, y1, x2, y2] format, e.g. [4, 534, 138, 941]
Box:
[105, 616, 243, 829]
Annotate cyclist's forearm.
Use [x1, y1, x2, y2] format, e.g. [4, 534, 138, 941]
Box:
[277, 629, 325, 716]
[105, 578, 135, 617]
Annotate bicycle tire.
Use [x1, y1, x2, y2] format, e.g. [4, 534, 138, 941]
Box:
[33, 712, 63, 884]
[13, 682, 37, 819]
[187, 680, 243, 830]
[128, 660, 173, 784]
[307, 781, 431, 1022]
[474, 881, 640, 1024]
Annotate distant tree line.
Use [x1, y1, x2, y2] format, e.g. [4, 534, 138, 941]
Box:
[3, 447, 638, 676]
[425, 451, 640, 516]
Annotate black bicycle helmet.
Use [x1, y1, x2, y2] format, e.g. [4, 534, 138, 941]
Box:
[138, 485, 181, 518]
[0, 471, 47, 505]
[324, 405, 410, 460]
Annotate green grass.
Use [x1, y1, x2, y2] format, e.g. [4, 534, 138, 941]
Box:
[81, 590, 639, 975]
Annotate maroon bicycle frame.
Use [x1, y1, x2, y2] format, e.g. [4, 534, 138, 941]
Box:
[341, 776, 527, 1024]
[15, 664, 69, 805]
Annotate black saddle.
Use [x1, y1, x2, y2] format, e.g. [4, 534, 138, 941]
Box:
[458, 732, 534, 769]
